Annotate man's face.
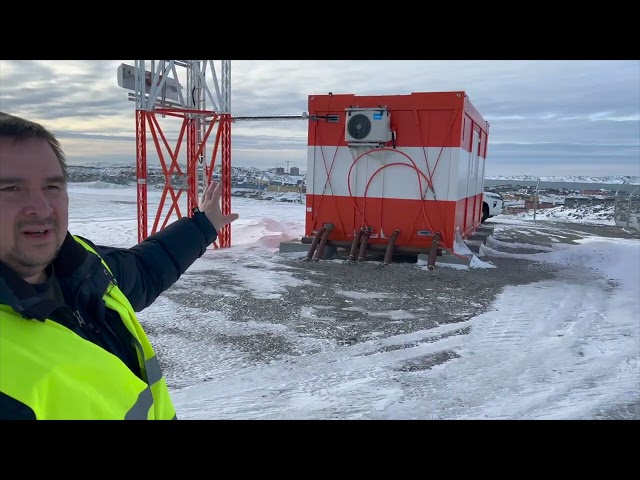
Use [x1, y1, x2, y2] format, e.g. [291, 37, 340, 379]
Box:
[0, 137, 69, 283]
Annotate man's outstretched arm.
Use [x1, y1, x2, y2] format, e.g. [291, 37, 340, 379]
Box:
[96, 182, 239, 312]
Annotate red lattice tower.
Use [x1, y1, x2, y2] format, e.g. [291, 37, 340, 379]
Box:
[118, 60, 232, 247]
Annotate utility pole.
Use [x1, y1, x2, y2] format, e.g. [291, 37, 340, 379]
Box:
[533, 177, 540, 222]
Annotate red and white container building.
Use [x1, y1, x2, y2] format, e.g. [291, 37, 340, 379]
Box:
[304, 91, 490, 256]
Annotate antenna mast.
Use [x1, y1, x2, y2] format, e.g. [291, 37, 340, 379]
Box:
[118, 60, 233, 247]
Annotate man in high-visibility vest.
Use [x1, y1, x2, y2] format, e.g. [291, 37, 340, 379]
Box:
[0, 113, 239, 419]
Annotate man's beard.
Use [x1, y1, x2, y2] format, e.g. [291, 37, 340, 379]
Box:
[6, 244, 60, 280]
[6, 218, 62, 280]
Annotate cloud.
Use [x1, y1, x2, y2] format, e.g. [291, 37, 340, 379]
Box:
[1, 60, 638, 177]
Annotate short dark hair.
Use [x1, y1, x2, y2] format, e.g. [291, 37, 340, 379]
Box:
[0, 112, 68, 179]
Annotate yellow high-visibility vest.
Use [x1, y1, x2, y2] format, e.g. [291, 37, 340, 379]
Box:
[0, 236, 177, 420]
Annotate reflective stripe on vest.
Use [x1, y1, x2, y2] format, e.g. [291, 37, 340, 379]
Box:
[125, 387, 154, 420]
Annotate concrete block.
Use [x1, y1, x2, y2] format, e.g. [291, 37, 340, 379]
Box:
[278, 240, 337, 260]
[476, 225, 495, 235]
[467, 230, 492, 242]
[418, 251, 473, 268]
[463, 239, 484, 254]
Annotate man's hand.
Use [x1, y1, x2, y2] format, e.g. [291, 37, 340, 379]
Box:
[199, 182, 240, 233]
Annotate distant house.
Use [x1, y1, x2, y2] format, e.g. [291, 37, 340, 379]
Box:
[564, 196, 591, 206]
[581, 189, 611, 196]
[524, 200, 555, 209]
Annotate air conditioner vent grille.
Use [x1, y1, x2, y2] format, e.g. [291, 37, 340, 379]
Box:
[344, 108, 391, 144]
[346, 114, 372, 140]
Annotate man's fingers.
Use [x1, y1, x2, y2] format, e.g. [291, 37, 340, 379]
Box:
[226, 213, 240, 223]
[208, 181, 221, 201]
[201, 182, 217, 204]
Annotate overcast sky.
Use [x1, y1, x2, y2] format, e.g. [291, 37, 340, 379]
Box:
[1, 60, 638, 177]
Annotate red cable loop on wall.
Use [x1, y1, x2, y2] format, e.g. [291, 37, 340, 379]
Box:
[347, 147, 469, 260]
[347, 147, 434, 233]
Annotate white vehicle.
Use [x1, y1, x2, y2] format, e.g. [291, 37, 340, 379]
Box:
[482, 191, 504, 223]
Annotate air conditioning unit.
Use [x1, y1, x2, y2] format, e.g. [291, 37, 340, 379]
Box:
[345, 107, 392, 144]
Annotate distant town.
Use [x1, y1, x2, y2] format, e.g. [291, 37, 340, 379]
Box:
[487, 183, 636, 214]
[66, 164, 640, 208]
[66, 163, 307, 203]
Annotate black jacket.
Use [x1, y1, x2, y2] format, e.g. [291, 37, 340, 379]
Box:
[0, 212, 217, 419]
